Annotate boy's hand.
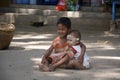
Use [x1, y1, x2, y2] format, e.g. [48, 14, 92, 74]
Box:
[41, 57, 47, 64]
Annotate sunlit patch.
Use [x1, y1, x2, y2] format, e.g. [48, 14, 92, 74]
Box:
[94, 71, 120, 79]
[25, 45, 50, 50]
[48, 73, 69, 77]
[31, 58, 42, 64]
[65, 11, 82, 18]
[11, 41, 51, 45]
[104, 31, 120, 37]
[11, 41, 51, 50]
[86, 43, 116, 50]
[11, 33, 55, 50]
[31, 58, 42, 62]
[97, 40, 112, 44]
[13, 35, 50, 39]
[43, 10, 52, 15]
[33, 65, 39, 70]
[67, 12, 79, 17]
[27, 41, 51, 44]
[91, 56, 120, 60]
[17, 9, 38, 14]
[100, 45, 116, 50]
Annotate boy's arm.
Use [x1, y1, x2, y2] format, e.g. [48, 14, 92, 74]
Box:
[41, 45, 54, 64]
[78, 42, 86, 64]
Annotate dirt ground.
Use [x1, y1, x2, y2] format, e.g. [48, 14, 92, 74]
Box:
[0, 24, 120, 80]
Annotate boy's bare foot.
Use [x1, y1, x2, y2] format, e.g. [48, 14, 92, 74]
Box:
[38, 64, 50, 72]
[49, 65, 56, 72]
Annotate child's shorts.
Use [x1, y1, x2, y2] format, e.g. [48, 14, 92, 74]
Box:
[49, 53, 65, 64]
[49, 51, 74, 64]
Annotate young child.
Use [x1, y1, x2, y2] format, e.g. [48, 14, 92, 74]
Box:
[39, 17, 71, 71]
[39, 17, 87, 71]
[65, 30, 90, 70]
[48, 30, 90, 71]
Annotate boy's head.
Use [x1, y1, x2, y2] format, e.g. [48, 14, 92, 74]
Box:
[57, 17, 71, 29]
[67, 30, 81, 45]
[57, 17, 71, 38]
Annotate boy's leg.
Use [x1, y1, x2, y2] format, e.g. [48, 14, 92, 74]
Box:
[49, 54, 70, 71]
[38, 63, 49, 71]
[38, 57, 52, 71]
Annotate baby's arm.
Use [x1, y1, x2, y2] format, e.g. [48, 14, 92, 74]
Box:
[78, 42, 86, 64]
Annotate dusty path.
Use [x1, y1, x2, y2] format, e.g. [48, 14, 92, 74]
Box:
[0, 24, 120, 80]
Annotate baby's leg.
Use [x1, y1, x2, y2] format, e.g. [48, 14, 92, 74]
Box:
[65, 60, 86, 70]
[72, 60, 86, 70]
[65, 60, 74, 69]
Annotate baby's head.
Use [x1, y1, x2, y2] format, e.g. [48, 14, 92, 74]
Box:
[67, 30, 81, 46]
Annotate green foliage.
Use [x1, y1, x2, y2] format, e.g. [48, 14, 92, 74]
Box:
[66, 0, 77, 11]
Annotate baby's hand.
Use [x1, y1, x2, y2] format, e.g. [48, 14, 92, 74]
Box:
[77, 59, 83, 65]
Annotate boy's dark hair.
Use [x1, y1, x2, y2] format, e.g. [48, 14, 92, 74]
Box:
[57, 17, 71, 29]
[68, 30, 81, 40]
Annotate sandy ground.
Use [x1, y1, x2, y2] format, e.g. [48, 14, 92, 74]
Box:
[0, 24, 120, 80]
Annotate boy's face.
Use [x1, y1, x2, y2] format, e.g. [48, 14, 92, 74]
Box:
[57, 23, 69, 38]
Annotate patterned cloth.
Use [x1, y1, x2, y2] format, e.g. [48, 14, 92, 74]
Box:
[71, 44, 90, 68]
[52, 36, 68, 53]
